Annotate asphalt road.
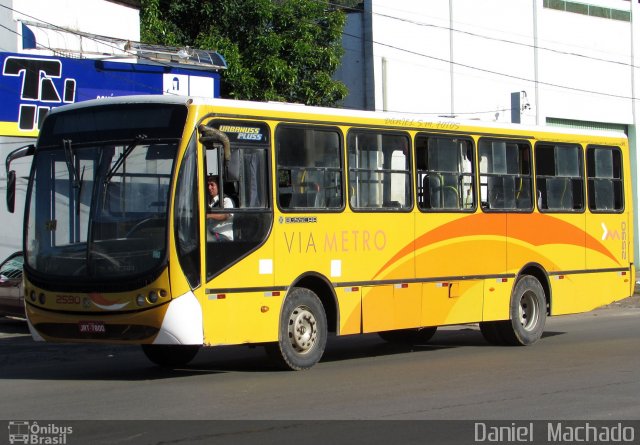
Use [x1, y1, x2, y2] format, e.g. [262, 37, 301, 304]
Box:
[0, 297, 638, 427]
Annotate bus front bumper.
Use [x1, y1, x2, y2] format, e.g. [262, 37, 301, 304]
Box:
[26, 291, 203, 345]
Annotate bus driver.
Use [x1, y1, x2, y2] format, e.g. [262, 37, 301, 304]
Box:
[206, 175, 234, 241]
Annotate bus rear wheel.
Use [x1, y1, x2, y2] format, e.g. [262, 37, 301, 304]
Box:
[266, 287, 327, 371]
[378, 327, 437, 345]
[141, 344, 200, 367]
[491, 275, 547, 346]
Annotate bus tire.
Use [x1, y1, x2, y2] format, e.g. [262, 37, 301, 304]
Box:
[498, 275, 547, 346]
[141, 344, 200, 367]
[266, 287, 327, 371]
[378, 327, 437, 345]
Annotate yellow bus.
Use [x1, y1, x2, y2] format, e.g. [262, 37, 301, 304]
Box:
[8, 95, 634, 370]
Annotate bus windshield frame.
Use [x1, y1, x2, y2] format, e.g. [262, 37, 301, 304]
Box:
[24, 103, 188, 291]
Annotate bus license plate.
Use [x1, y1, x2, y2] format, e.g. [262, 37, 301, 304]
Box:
[79, 321, 106, 334]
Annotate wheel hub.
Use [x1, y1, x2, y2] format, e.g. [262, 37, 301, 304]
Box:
[288, 306, 317, 354]
[518, 290, 539, 332]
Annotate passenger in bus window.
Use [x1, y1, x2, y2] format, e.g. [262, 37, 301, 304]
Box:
[206, 174, 234, 241]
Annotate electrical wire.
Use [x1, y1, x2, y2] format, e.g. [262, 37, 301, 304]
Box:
[328, 1, 633, 67]
[0, 9, 193, 100]
[339, 28, 637, 101]
[2, 1, 636, 113]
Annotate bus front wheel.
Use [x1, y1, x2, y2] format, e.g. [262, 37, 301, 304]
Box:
[487, 275, 547, 346]
[141, 344, 200, 367]
[266, 287, 327, 371]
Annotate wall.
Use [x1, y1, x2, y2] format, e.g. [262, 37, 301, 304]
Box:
[0, 0, 15, 51]
[537, 1, 632, 126]
[335, 10, 369, 110]
[11, 0, 139, 42]
[338, 0, 634, 125]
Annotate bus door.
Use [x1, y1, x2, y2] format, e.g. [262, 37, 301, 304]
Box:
[198, 120, 274, 345]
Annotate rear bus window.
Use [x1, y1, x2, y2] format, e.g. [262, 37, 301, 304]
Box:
[587, 146, 623, 212]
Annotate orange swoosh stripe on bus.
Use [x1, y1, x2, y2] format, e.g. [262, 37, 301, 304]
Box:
[507, 213, 617, 263]
[373, 213, 619, 279]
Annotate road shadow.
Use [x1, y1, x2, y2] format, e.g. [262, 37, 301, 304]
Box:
[0, 317, 28, 334]
[541, 331, 564, 339]
[0, 325, 568, 380]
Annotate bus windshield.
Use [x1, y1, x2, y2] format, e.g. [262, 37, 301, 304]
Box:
[25, 103, 188, 281]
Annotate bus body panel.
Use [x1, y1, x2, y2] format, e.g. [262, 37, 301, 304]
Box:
[422, 279, 484, 327]
[200, 235, 279, 345]
[201, 290, 283, 346]
[336, 285, 362, 335]
[481, 277, 513, 322]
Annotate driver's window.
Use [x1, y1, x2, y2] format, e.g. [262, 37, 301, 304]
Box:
[201, 120, 272, 281]
[204, 146, 235, 243]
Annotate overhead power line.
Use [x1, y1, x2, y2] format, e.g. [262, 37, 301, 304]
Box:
[328, 1, 634, 69]
[2, 1, 636, 113]
[0, 4, 219, 101]
[332, 0, 640, 68]
[0, 3, 177, 70]
[343, 29, 636, 101]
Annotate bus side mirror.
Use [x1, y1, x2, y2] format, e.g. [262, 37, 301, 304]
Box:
[5, 144, 35, 214]
[6, 170, 15, 213]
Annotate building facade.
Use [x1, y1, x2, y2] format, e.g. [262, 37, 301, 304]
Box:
[336, 0, 640, 270]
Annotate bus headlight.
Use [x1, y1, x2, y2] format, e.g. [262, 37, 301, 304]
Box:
[136, 294, 146, 307]
[148, 291, 159, 304]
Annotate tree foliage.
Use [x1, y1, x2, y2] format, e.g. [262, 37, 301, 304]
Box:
[141, 0, 349, 106]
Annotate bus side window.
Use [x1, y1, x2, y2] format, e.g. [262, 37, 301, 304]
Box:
[479, 139, 532, 212]
[276, 125, 343, 211]
[535, 143, 584, 212]
[348, 130, 412, 210]
[416, 134, 475, 211]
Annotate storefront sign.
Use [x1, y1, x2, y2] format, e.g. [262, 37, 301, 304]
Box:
[0, 52, 221, 136]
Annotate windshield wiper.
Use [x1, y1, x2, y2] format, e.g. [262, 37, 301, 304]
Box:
[104, 134, 147, 184]
[63, 139, 87, 243]
[63, 139, 80, 189]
